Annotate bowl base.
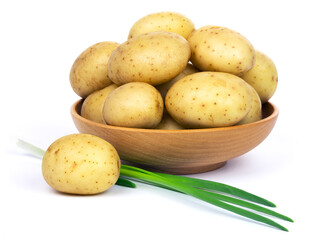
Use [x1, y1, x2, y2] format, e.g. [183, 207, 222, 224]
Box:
[121, 160, 227, 175]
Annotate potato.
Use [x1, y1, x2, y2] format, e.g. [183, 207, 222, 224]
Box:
[42, 134, 121, 195]
[188, 26, 255, 76]
[128, 12, 195, 39]
[107, 31, 191, 86]
[70, 41, 120, 98]
[81, 84, 118, 124]
[156, 63, 199, 100]
[165, 72, 253, 128]
[155, 110, 184, 130]
[103, 82, 164, 128]
[236, 85, 262, 125]
[241, 50, 278, 103]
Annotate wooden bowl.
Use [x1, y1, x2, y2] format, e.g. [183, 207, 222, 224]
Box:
[71, 100, 278, 174]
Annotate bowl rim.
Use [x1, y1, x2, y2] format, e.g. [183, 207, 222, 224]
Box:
[71, 99, 279, 134]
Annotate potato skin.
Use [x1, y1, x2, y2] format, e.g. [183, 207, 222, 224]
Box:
[128, 11, 195, 39]
[81, 84, 118, 124]
[165, 72, 253, 128]
[241, 50, 278, 103]
[42, 134, 121, 195]
[70, 41, 119, 98]
[236, 85, 262, 125]
[103, 82, 164, 128]
[107, 31, 191, 86]
[156, 63, 198, 100]
[188, 26, 255, 76]
[155, 110, 184, 130]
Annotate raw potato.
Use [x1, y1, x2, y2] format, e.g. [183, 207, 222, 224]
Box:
[188, 26, 255, 76]
[107, 31, 191, 86]
[103, 82, 164, 128]
[156, 63, 199, 100]
[70, 41, 120, 98]
[156, 110, 184, 130]
[236, 85, 262, 125]
[81, 84, 118, 124]
[42, 134, 121, 195]
[128, 12, 195, 39]
[165, 72, 253, 128]
[241, 50, 278, 103]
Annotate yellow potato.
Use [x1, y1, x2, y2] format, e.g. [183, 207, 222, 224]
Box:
[155, 110, 184, 130]
[236, 85, 262, 125]
[128, 12, 195, 39]
[188, 26, 255, 76]
[165, 72, 253, 128]
[70, 41, 119, 98]
[241, 50, 278, 103]
[42, 134, 121, 195]
[156, 63, 199, 100]
[103, 82, 164, 128]
[81, 84, 118, 124]
[107, 31, 191, 86]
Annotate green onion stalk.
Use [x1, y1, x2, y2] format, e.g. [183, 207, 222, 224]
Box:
[17, 139, 293, 231]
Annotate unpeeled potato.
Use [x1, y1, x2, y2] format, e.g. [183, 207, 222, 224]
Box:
[107, 31, 191, 86]
[42, 134, 121, 195]
[165, 72, 253, 128]
[156, 63, 199, 100]
[103, 82, 164, 128]
[155, 110, 184, 130]
[128, 11, 195, 39]
[236, 85, 262, 125]
[70, 41, 119, 98]
[241, 50, 278, 103]
[188, 26, 255, 76]
[81, 84, 118, 124]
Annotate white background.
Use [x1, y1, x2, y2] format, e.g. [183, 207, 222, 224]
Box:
[1, 0, 327, 239]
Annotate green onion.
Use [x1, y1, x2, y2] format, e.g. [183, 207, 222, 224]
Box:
[156, 172, 276, 207]
[120, 165, 293, 231]
[17, 139, 293, 231]
[17, 139, 46, 159]
[115, 177, 137, 188]
[123, 168, 292, 222]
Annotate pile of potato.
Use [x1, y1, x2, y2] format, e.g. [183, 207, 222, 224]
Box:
[70, 12, 278, 129]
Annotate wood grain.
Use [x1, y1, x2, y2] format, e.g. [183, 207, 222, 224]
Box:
[71, 100, 278, 174]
